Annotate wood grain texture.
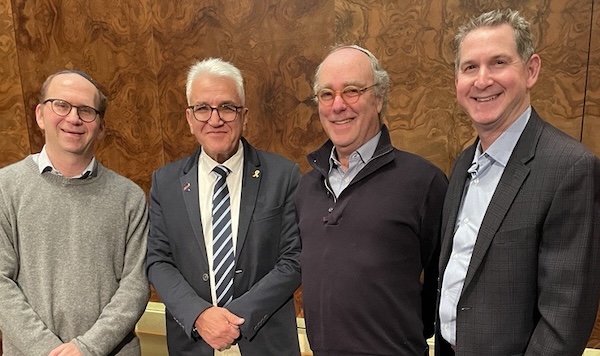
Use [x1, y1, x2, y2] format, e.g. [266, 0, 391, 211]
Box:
[2, 0, 600, 334]
[0, 0, 29, 168]
[153, 0, 332, 170]
[11, 0, 163, 192]
[582, 0, 600, 157]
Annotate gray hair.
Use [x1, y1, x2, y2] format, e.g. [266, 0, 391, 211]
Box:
[186, 58, 245, 105]
[313, 44, 390, 120]
[40, 69, 107, 120]
[454, 9, 535, 72]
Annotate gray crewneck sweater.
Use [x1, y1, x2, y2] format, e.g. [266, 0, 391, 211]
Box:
[0, 156, 149, 356]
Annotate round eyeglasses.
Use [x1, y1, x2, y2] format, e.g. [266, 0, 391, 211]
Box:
[187, 104, 243, 122]
[43, 99, 100, 123]
[315, 84, 378, 106]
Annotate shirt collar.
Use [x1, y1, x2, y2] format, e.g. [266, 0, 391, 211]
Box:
[329, 130, 381, 169]
[199, 140, 244, 176]
[35, 145, 97, 179]
[475, 106, 531, 168]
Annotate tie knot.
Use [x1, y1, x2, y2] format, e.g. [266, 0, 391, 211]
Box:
[213, 165, 230, 178]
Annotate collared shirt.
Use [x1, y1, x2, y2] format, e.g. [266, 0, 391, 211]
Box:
[32, 145, 96, 179]
[197, 143, 244, 356]
[328, 131, 381, 197]
[439, 107, 532, 345]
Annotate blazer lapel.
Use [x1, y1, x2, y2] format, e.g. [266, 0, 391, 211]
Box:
[180, 148, 209, 265]
[236, 138, 261, 259]
[440, 146, 474, 271]
[462, 112, 542, 290]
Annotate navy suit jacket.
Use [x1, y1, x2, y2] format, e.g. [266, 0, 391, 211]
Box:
[436, 109, 600, 355]
[147, 138, 301, 356]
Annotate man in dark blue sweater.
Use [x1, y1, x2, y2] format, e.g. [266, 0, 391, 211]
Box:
[295, 44, 448, 356]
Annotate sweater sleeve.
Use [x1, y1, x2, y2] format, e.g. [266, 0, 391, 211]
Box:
[72, 189, 150, 355]
[0, 187, 64, 355]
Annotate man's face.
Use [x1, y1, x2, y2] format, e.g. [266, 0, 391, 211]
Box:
[455, 24, 540, 140]
[35, 73, 105, 161]
[316, 48, 383, 160]
[186, 74, 248, 163]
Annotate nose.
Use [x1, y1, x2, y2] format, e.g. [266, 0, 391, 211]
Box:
[474, 67, 493, 89]
[64, 108, 83, 124]
[207, 108, 223, 126]
[330, 93, 348, 113]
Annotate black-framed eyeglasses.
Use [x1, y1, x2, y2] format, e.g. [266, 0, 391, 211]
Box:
[43, 99, 100, 123]
[187, 104, 244, 122]
[315, 84, 378, 106]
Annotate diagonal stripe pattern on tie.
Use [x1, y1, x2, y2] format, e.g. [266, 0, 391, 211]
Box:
[212, 165, 235, 307]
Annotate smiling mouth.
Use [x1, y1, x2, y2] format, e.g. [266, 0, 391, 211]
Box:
[333, 118, 353, 124]
[474, 94, 499, 102]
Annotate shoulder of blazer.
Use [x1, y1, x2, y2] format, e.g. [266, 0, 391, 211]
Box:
[241, 137, 261, 169]
[182, 147, 203, 175]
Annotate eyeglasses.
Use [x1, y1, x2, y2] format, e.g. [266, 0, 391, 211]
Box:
[187, 104, 243, 122]
[43, 99, 100, 123]
[315, 84, 378, 106]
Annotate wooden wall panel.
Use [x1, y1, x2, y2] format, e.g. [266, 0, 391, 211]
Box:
[334, 0, 592, 174]
[0, 0, 29, 168]
[152, 0, 332, 171]
[2, 0, 600, 346]
[582, 1, 600, 157]
[10, 0, 162, 192]
[584, 0, 600, 347]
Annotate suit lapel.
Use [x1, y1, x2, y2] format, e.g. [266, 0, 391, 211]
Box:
[440, 146, 474, 271]
[462, 112, 542, 290]
[180, 148, 209, 265]
[237, 139, 261, 259]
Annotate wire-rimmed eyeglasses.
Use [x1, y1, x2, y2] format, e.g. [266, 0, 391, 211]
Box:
[43, 99, 101, 123]
[187, 104, 244, 122]
[315, 84, 378, 106]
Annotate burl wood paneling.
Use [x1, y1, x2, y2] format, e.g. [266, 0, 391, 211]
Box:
[11, 0, 162, 192]
[0, 0, 29, 168]
[584, 1, 600, 347]
[582, 1, 600, 157]
[152, 0, 332, 171]
[2, 0, 600, 343]
[335, 0, 592, 174]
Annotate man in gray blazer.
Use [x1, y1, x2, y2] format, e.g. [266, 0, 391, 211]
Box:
[437, 9, 600, 356]
[146, 58, 301, 356]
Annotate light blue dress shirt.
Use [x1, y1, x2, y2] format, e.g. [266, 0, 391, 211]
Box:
[439, 107, 532, 345]
[328, 131, 381, 198]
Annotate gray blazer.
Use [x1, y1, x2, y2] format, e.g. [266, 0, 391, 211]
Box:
[147, 138, 301, 356]
[436, 109, 600, 355]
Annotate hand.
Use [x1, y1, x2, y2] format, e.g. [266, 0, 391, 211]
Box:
[48, 342, 83, 356]
[195, 306, 245, 350]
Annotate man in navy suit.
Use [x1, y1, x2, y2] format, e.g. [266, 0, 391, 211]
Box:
[146, 58, 301, 356]
[437, 9, 600, 355]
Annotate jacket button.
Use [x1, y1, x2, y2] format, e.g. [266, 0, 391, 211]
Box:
[202, 273, 209, 282]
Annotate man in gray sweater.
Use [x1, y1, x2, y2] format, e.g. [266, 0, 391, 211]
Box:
[0, 70, 150, 355]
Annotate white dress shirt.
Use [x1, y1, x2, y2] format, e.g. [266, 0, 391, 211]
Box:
[197, 142, 244, 356]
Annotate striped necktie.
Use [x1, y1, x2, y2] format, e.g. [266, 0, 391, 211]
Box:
[212, 165, 235, 306]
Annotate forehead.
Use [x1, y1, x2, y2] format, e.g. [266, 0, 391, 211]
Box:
[46, 73, 98, 99]
[459, 24, 517, 60]
[318, 48, 373, 87]
[190, 74, 241, 103]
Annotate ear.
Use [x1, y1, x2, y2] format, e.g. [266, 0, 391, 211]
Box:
[97, 119, 107, 140]
[35, 104, 45, 130]
[525, 54, 541, 89]
[185, 108, 195, 134]
[376, 96, 383, 115]
[241, 107, 249, 132]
